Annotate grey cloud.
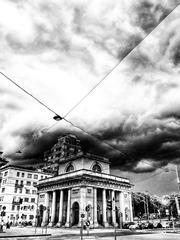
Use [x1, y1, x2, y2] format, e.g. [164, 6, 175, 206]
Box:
[132, 0, 179, 33]
[5, 112, 180, 173]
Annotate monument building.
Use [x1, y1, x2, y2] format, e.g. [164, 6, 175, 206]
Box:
[37, 134, 133, 228]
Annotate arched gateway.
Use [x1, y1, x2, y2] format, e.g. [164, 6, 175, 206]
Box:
[38, 135, 133, 228]
[72, 202, 79, 226]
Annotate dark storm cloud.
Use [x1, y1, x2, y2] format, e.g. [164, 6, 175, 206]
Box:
[5, 128, 68, 163]
[170, 42, 180, 66]
[90, 118, 180, 172]
[132, 0, 178, 33]
[5, 114, 180, 173]
[157, 107, 180, 120]
[4, 0, 180, 73]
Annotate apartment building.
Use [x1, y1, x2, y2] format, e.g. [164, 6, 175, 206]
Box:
[0, 165, 51, 224]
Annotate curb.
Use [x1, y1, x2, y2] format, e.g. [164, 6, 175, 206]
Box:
[0, 234, 51, 238]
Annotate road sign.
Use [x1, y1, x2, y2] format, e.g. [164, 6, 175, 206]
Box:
[81, 213, 85, 218]
[85, 205, 90, 212]
[86, 220, 90, 227]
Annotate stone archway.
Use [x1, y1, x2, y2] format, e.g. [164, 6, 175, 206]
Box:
[72, 202, 79, 226]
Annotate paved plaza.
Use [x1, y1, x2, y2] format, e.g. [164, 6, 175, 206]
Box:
[0, 227, 179, 240]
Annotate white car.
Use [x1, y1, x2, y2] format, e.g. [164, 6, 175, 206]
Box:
[129, 223, 139, 230]
[161, 221, 171, 228]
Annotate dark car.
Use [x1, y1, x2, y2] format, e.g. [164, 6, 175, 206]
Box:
[156, 222, 162, 228]
[123, 222, 134, 229]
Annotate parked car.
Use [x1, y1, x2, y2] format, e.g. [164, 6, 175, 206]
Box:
[174, 221, 180, 228]
[161, 221, 172, 228]
[123, 222, 134, 229]
[129, 223, 140, 230]
[156, 222, 162, 228]
[141, 222, 149, 229]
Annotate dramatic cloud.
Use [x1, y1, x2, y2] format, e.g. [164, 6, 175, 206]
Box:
[1, 0, 180, 177]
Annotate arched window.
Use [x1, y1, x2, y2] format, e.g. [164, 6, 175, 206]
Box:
[66, 163, 74, 172]
[92, 163, 102, 173]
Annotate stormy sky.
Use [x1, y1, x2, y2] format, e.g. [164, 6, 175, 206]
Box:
[1, 0, 180, 195]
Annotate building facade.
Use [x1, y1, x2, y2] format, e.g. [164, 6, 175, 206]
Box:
[38, 135, 133, 228]
[0, 166, 51, 224]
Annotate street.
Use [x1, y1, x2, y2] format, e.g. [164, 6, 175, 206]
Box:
[0, 227, 180, 240]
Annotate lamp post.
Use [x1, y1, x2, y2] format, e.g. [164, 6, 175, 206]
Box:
[175, 165, 180, 219]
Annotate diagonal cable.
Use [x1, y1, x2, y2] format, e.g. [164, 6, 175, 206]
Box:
[63, 3, 180, 118]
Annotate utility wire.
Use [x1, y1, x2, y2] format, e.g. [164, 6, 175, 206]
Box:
[0, 71, 61, 117]
[63, 2, 180, 118]
[1, 3, 180, 174]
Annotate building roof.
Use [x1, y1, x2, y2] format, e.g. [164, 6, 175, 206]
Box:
[37, 169, 133, 191]
[58, 152, 110, 164]
[0, 164, 52, 175]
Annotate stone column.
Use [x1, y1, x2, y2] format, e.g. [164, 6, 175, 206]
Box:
[129, 192, 133, 222]
[112, 190, 117, 226]
[41, 192, 50, 226]
[49, 190, 56, 226]
[102, 189, 108, 227]
[119, 192, 125, 223]
[93, 187, 98, 228]
[56, 190, 64, 227]
[65, 189, 71, 227]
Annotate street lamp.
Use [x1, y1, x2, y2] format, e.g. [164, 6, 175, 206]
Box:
[53, 115, 63, 121]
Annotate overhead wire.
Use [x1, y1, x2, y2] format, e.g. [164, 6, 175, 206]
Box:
[1, 2, 180, 174]
[63, 2, 180, 119]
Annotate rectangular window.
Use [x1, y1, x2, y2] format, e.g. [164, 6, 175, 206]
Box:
[1, 188, 5, 193]
[32, 190, 36, 194]
[17, 172, 20, 177]
[20, 180, 23, 185]
[2, 180, 7, 184]
[34, 174, 38, 179]
[21, 172, 24, 177]
[17, 205, 20, 211]
[31, 198, 35, 203]
[33, 182, 37, 187]
[14, 188, 17, 193]
[0, 197, 4, 202]
[41, 176, 43, 179]
[29, 215, 34, 220]
[10, 214, 14, 220]
[12, 205, 15, 211]
[15, 180, 18, 185]
[26, 181, 31, 186]
[87, 188, 92, 194]
[27, 173, 32, 178]
[39, 194, 44, 199]
[26, 189, 30, 194]
[19, 188, 22, 193]
[23, 206, 28, 211]
[24, 198, 29, 202]
[4, 171, 8, 177]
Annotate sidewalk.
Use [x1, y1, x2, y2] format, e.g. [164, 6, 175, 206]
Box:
[0, 226, 179, 239]
[0, 226, 151, 238]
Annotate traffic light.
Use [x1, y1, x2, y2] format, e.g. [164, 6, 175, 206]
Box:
[85, 205, 90, 212]
[107, 200, 112, 210]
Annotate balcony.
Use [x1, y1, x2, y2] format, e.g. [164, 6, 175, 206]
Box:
[15, 184, 24, 188]
[12, 200, 21, 205]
